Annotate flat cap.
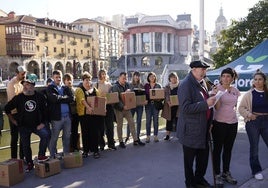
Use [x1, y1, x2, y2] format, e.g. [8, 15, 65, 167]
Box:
[189, 60, 210, 69]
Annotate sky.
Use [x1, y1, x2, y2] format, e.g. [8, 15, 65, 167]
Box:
[0, 0, 260, 32]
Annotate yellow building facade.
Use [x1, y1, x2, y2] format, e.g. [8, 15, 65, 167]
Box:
[0, 12, 93, 81]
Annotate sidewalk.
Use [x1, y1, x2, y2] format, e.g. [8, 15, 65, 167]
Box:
[6, 128, 268, 188]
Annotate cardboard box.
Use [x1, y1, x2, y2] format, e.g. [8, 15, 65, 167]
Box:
[133, 88, 146, 96]
[105, 92, 119, 104]
[121, 92, 136, 110]
[170, 95, 179, 106]
[136, 95, 146, 106]
[149, 88, 165, 100]
[86, 96, 106, 116]
[35, 159, 61, 178]
[63, 152, 83, 168]
[0, 159, 24, 187]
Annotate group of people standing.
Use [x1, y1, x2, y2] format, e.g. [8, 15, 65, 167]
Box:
[177, 60, 268, 188]
[4, 60, 268, 187]
[4, 66, 180, 173]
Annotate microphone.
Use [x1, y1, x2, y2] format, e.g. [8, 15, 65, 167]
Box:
[204, 76, 215, 88]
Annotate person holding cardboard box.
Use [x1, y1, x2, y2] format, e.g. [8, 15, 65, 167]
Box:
[111, 72, 145, 148]
[144, 72, 163, 143]
[75, 72, 104, 159]
[161, 72, 179, 141]
[94, 69, 116, 150]
[125, 71, 147, 143]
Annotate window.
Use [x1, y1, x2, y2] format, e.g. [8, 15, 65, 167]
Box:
[36, 45, 40, 51]
[81, 50, 83, 55]
[68, 48, 70, 54]
[133, 34, 137, 53]
[142, 33, 150, 53]
[54, 47, 57, 52]
[155, 32, 162, 52]
[61, 48, 64, 53]
[53, 33, 56, 39]
[167, 34, 171, 52]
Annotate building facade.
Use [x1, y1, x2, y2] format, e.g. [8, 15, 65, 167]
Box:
[116, 14, 193, 85]
[0, 11, 93, 81]
[72, 18, 123, 78]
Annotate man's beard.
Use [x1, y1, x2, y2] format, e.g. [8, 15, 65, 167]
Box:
[23, 90, 34, 95]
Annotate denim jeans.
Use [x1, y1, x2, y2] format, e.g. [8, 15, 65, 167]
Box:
[145, 102, 160, 136]
[19, 126, 50, 164]
[245, 115, 268, 175]
[127, 106, 144, 139]
[49, 115, 71, 156]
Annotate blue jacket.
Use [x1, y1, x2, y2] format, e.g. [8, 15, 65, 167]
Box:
[176, 71, 212, 149]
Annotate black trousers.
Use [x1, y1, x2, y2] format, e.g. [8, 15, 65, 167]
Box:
[183, 144, 209, 187]
[79, 115, 90, 153]
[104, 105, 115, 147]
[9, 117, 24, 159]
[89, 115, 104, 153]
[70, 113, 80, 151]
[212, 120, 238, 174]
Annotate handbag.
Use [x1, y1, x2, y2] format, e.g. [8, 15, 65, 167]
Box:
[154, 100, 164, 110]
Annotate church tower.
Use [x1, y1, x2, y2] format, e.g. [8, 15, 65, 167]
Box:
[215, 6, 227, 35]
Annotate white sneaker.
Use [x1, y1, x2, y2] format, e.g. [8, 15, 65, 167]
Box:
[254, 173, 264, 180]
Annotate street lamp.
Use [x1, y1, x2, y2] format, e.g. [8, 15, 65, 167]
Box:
[43, 47, 47, 85]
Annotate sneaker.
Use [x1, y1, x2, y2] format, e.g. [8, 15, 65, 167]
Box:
[25, 162, 34, 173]
[164, 135, 170, 141]
[119, 142, 126, 149]
[146, 136, 150, 143]
[93, 152, 100, 159]
[82, 152, 88, 158]
[196, 178, 212, 188]
[215, 174, 224, 187]
[222, 171, 237, 184]
[133, 140, 145, 146]
[254, 172, 264, 180]
[154, 136, 159, 142]
[37, 156, 49, 163]
[108, 145, 117, 150]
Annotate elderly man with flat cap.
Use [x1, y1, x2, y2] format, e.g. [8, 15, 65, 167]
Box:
[177, 60, 216, 188]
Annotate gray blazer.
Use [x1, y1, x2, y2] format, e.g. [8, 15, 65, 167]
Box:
[176, 71, 211, 149]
